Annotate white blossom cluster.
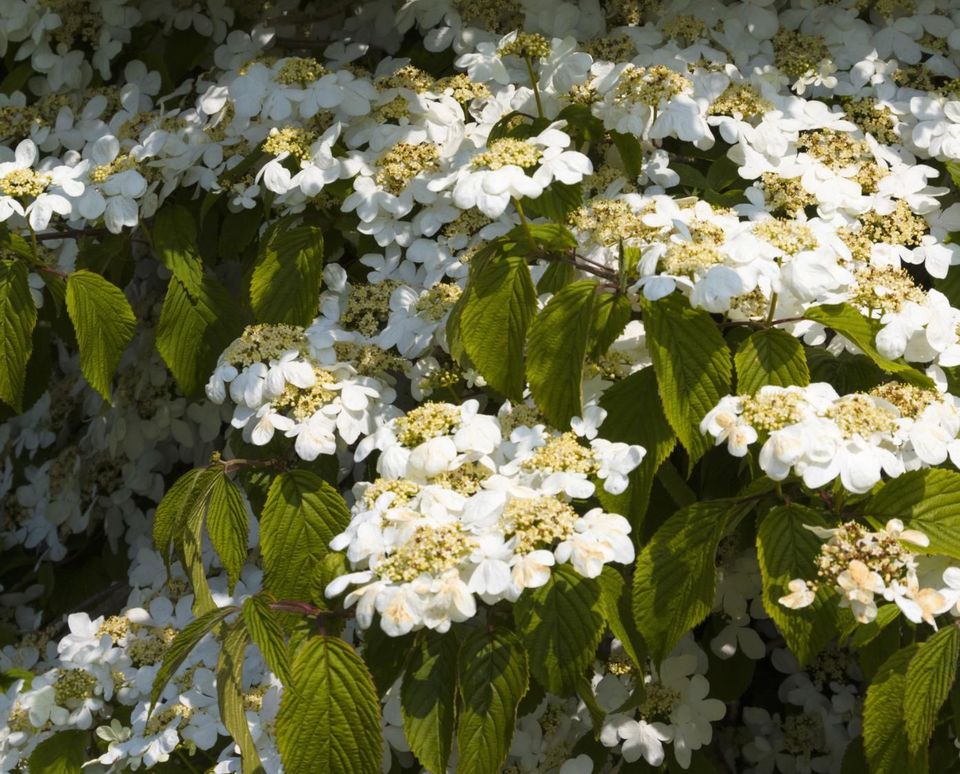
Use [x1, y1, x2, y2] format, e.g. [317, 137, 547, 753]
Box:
[702, 381, 960, 492]
[780, 518, 960, 629]
[327, 400, 641, 636]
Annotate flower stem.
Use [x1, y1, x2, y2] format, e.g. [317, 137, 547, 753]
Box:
[524, 57, 544, 118]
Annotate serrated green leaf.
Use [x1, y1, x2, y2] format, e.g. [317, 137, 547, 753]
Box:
[597, 367, 676, 536]
[526, 279, 598, 427]
[207, 474, 249, 592]
[536, 260, 576, 294]
[806, 347, 884, 394]
[153, 466, 221, 564]
[27, 730, 87, 774]
[0, 260, 36, 412]
[863, 645, 927, 774]
[250, 222, 324, 326]
[904, 625, 960, 755]
[65, 270, 136, 401]
[610, 131, 644, 180]
[150, 605, 233, 710]
[642, 293, 732, 467]
[260, 470, 350, 601]
[867, 469, 960, 560]
[598, 566, 646, 669]
[804, 304, 933, 388]
[218, 623, 265, 774]
[589, 291, 631, 360]
[276, 636, 382, 774]
[756, 505, 838, 666]
[525, 181, 583, 222]
[457, 628, 529, 774]
[633, 499, 752, 664]
[735, 328, 809, 395]
[243, 596, 292, 686]
[363, 626, 415, 696]
[401, 631, 458, 773]
[156, 274, 244, 397]
[514, 564, 605, 693]
[841, 604, 901, 649]
[455, 252, 537, 401]
[151, 205, 204, 293]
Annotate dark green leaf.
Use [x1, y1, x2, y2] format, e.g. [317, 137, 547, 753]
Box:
[735, 328, 809, 395]
[867, 469, 960, 560]
[218, 624, 265, 774]
[0, 260, 36, 412]
[904, 625, 960, 755]
[27, 730, 88, 774]
[207, 474, 249, 592]
[863, 645, 927, 774]
[250, 222, 324, 326]
[243, 596, 292, 686]
[401, 631, 458, 773]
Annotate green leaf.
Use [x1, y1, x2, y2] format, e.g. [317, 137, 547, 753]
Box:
[598, 367, 676, 535]
[455, 252, 537, 401]
[863, 645, 927, 774]
[804, 303, 933, 388]
[514, 564, 605, 693]
[525, 181, 583, 222]
[153, 466, 221, 564]
[735, 328, 809, 395]
[457, 628, 529, 774]
[250, 222, 324, 327]
[0, 260, 36, 412]
[598, 566, 647, 669]
[904, 625, 960, 755]
[243, 596, 292, 686]
[806, 347, 884, 394]
[207, 474, 249, 592]
[401, 631, 458, 773]
[536, 260, 576, 295]
[276, 636, 382, 774]
[589, 291, 631, 360]
[633, 499, 752, 663]
[27, 730, 88, 774]
[756, 505, 838, 666]
[642, 293, 732, 467]
[150, 605, 233, 710]
[151, 205, 204, 293]
[218, 624, 265, 774]
[867, 469, 960, 560]
[156, 274, 244, 397]
[526, 279, 598, 427]
[260, 470, 350, 601]
[610, 131, 644, 180]
[363, 626, 415, 696]
[65, 270, 137, 401]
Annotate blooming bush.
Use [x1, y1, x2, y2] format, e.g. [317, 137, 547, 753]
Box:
[8, 0, 960, 771]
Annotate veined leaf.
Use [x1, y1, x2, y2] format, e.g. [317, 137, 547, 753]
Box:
[27, 730, 88, 774]
[804, 303, 933, 388]
[867, 469, 960, 560]
[642, 293, 732, 467]
[735, 328, 809, 395]
[156, 274, 244, 397]
[904, 625, 960, 755]
[218, 624, 265, 774]
[276, 636, 382, 774]
[633, 499, 752, 663]
[152, 466, 221, 564]
[250, 222, 324, 327]
[589, 291, 631, 360]
[598, 566, 647, 670]
[260, 470, 350, 601]
[756, 505, 837, 666]
[151, 205, 204, 293]
[150, 605, 233, 710]
[455, 252, 536, 401]
[401, 631, 458, 774]
[65, 269, 137, 402]
[598, 367, 676, 536]
[457, 628, 529, 774]
[0, 260, 36, 412]
[526, 279, 598, 427]
[863, 645, 927, 774]
[207, 474, 249, 592]
[242, 596, 292, 686]
[513, 564, 605, 693]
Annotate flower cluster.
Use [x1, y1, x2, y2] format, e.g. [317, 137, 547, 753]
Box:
[780, 518, 960, 628]
[702, 382, 960, 493]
